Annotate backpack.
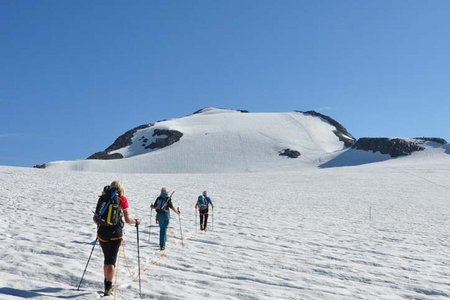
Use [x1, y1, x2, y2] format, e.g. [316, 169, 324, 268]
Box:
[94, 186, 122, 226]
[197, 195, 208, 211]
[155, 195, 170, 213]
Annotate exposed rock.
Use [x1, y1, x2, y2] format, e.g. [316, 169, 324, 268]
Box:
[414, 137, 448, 145]
[353, 138, 425, 157]
[87, 151, 124, 160]
[192, 108, 249, 115]
[87, 124, 150, 159]
[145, 129, 183, 149]
[33, 164, 46, 169]
[299, 111, 356, 147]
[104, 124, 151, 153]
[279, 149, 301, 158]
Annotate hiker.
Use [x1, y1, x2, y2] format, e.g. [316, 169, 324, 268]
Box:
[93, 180, 140, 296]
[150, 187, 180, 250]
[196, 190, 213, 231]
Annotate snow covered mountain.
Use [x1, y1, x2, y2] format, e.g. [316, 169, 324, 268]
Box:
[4, 110, 450, 299]
[41, 107, 449, 173]
[44, 108, 356, 173]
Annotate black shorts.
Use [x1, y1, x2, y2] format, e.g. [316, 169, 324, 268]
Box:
[99, 239, 121, 266]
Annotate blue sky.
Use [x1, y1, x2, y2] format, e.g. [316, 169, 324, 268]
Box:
[1, 0, 450, 167]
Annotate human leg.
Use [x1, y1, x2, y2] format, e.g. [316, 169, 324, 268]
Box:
[100, 239, 121, 295]
[159, 219, 169, 249]
[203, 213, 209, 230]
[199, 213, 204, 230]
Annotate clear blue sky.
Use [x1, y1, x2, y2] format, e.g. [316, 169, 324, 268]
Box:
[1, 0, 450, 167]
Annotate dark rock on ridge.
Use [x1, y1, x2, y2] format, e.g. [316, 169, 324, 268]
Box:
[87, 124, 150, 160]
[87, 151, 124, 160]
[33, 163, 46, 169]
[414, 137, 448, 145]
[353, 138, 425, 157]
[145, 129, 183, 150]
[299, 111, 356, 147]
[192, 108, 249, 115]
[279, 149, 301, 158]
[104, 124, 151, 153]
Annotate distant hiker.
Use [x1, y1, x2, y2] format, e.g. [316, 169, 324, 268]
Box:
[196, 190, 213, 231]
[150, 187, 180, 250]
[93, 180, 140, 296]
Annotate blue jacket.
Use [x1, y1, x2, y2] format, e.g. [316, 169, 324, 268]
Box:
[198, 196, 213, 211]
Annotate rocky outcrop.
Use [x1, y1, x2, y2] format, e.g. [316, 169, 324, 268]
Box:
[87, 152, 124, 160]
[414, 137, 448, 145]
[33, 163, 46, 169]
[279, 149, 301, 158]
[145, 129, 183, 149]
[87, 124, 150, 160]
[104, 124, 151, 153]
[192, 108, 249, 115]
[352, 138, 425, 157]
[299, 111, 356, 147]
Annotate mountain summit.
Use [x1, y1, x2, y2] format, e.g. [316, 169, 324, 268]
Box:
[43, 107, 449, 173]
[45, 108, 355, 173]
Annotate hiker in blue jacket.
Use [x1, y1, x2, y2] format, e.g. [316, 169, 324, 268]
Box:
[150, 187, 180, 250]
[195, 190, 213, 231]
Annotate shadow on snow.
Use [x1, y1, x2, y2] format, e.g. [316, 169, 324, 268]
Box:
[0, 287, 89, 299]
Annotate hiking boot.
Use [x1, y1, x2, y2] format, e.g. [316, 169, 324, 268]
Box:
[160, 246, 166, 251]
[104, 288, 113, 296]
[104, 280, 113, 296]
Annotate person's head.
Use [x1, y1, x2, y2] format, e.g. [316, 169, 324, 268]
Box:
[203, 190, 207, 197]
[161, 187, 167, 193]
[110, 180, 125, 196]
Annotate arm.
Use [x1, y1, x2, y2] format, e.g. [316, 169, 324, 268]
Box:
[168, 199, 180, 215]
[123, 209, 140, 225]
[150, 198, 157, 209]
[209, 197, 214, 209]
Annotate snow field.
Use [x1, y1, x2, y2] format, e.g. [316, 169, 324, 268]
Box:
[1, 163, 450, 299]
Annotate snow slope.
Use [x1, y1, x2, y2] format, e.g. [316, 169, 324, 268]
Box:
[45, 109, 349, 173]
[2, 156, 450, 299]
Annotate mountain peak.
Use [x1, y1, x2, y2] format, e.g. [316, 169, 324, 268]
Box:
[44, 108, 354, 173]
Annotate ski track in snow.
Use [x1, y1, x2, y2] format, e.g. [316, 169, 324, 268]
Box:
[1, 165, 450, 299]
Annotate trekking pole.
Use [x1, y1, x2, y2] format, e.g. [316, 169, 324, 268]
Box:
[136, 222, 142, 298]
[212, 207, 214, 231]
[148, 208, 152, 242]
[195, 207, 198, 232]
[177, 207, 184, 247]
[77, 238, 98, 291]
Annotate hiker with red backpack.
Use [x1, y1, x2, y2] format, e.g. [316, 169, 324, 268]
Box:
[93, 180, 140, 296]
[196, 190, 214, 231]
[150, 187, 180, 250]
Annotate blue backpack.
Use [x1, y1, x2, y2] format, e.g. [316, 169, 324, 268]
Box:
[197, 195, 208, 210]
[155, 196, 170, 213]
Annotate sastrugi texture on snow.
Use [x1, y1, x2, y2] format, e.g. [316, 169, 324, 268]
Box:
[3, 158, 450, 299]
